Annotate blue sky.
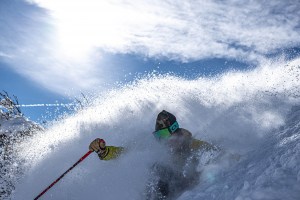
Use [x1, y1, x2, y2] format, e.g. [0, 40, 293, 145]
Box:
[0, 0, 300, 122]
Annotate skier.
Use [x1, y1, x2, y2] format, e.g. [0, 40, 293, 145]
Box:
[89, 110, 217, 199]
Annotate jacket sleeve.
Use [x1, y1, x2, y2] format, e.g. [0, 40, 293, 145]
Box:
[99, 146, 125, 161]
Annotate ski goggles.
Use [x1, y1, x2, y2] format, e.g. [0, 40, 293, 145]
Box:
[153, 121, 179, 139]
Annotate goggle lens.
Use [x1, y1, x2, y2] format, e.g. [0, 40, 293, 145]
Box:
[154, 128, 171, 139]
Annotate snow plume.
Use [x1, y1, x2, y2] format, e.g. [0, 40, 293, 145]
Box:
[10, 58, 300, 200]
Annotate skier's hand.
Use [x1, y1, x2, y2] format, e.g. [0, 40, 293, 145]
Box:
[89, 138, 106, 153]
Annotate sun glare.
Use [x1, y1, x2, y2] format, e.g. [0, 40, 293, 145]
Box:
[31, 0, 177, 60]
[38, 1, 133, 59]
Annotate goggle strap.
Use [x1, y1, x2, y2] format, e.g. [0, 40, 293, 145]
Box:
[169, 121, 179, 133]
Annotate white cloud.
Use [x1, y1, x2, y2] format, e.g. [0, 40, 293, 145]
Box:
[29, 0, 300, 60]
[1, 0, 300, 96]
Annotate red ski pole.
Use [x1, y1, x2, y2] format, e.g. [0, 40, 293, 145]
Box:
[34, 150, 93, 200]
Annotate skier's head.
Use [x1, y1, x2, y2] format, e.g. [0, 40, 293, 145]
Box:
[154, 110, 179, 139]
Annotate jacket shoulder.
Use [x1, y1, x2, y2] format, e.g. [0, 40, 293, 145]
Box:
[177, 128, 192, 137]
[190, 138, 218, 151]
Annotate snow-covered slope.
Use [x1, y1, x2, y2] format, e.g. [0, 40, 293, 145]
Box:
[8, 58, 300, 200]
